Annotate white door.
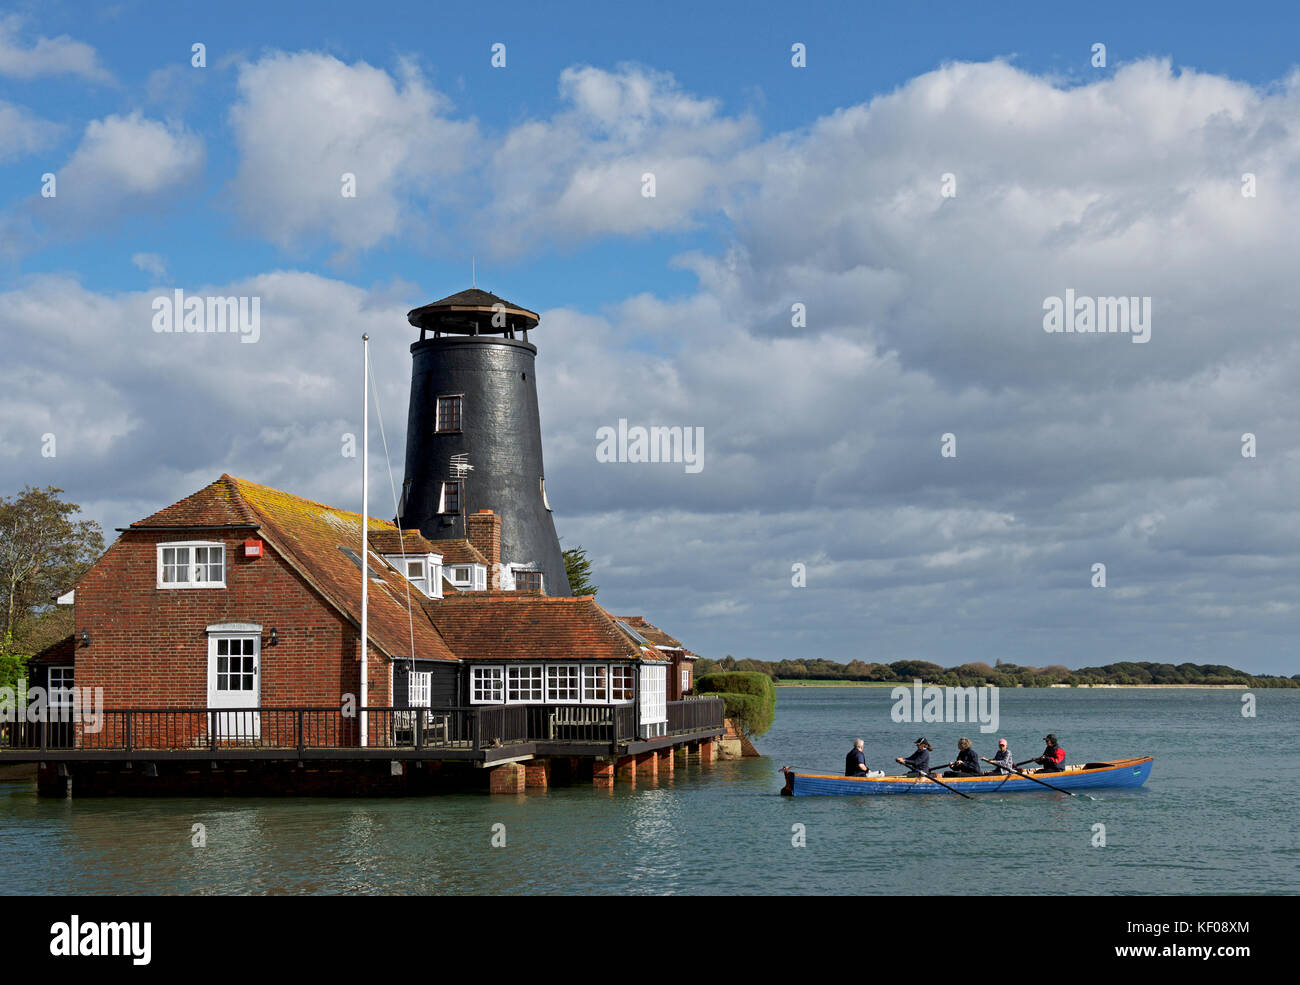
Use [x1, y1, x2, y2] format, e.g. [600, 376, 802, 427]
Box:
[208, 634, 260, 740]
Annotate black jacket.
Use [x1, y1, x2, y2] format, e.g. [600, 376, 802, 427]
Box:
[902, 748, 930, 772]
[952, 747, 980, 774]
[845, 748, 868, 776]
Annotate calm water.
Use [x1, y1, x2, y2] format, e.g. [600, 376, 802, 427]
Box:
[1, 688, 1297, 895]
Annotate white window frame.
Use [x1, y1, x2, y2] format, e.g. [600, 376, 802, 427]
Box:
[157, 541, 226, 589]
[639, 663, 667, 725]
[610, 665, 635, 704]
[681, 667, 690, 693]
[409, 670, 431, 708]
[473, 565, 487, 591]
[581, 665, 608, 704]
[48, 666, 74, 709]
[545, 664, 580, 704]
[209, 633, 260, 697]
[470, 665, 504, 704]
[506, 664, 544, 704]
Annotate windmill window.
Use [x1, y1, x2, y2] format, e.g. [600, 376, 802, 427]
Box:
[436, 395, 463, 433]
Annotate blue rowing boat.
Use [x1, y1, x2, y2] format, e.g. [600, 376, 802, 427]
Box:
[780, 757, 1153, 796]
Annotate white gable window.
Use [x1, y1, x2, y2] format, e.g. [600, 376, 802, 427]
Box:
[681, 667, 690, 694]
[384, 555, 443, 599]
[639, 664, 667, 729]
[507, 665, 543, 703]
[610, 665, 635, 703]
[409, 670, 431, 708]
[639, 664, 668, 738]
[158, 542, 225, 589]
[545, 664, 580, 703]
[470, 665, 504, 704]
[582, 665, 608, 703]
[448, 564, 488, 591]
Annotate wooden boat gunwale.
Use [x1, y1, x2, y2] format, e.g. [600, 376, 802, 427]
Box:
[780, 755, 1153, 796]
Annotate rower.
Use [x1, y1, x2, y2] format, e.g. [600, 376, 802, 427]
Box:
[1033, 733, 1066, 772]
[942, 737, 980, 777]
[845, 738, 871, 778]
[895, 737, 932, 775]
[989, 738, 1013, 774]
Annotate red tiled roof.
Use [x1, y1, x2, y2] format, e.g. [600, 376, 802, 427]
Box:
[615, 615, 684, 649]
[426, 538, 487, 566]
[133, 475, 456, 663]
[131, 477, 259, 528]
[368, 529, 439, 555]
[425, 593, 667, 662]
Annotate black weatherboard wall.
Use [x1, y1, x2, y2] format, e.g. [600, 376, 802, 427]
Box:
[400, 289, 571, 597]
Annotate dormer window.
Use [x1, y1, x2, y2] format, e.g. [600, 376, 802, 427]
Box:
[158, 542, 225, 589]
[447, 563, 487, 591]
[436, 395, 463, 433]
[406, 558, 428, 594]
[381, 554, 443, 599]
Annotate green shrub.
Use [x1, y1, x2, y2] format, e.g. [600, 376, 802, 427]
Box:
[696, 672, 776, 737]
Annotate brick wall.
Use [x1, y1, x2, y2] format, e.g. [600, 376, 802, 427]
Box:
[465, 510, 500, 577]
[73, 530, 387, 717]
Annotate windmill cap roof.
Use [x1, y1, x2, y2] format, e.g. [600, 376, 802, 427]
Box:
[407, 288, 539, 329]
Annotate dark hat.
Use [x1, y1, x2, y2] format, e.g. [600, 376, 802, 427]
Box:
[1044, 733, 1058, 743]
[915, 737, 928, 745]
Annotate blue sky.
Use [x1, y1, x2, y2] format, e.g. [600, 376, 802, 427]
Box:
[3, 1, 1300, 673]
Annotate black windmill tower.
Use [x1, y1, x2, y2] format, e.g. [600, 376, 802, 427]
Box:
[399, 288, 571, 596]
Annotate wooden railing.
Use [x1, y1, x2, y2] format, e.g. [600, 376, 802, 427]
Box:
[0, 700, 724, 754]
[667, 697, 725, 734]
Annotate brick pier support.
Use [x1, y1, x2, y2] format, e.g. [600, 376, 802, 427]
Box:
[592, 760, 615, 789]
[636, 752, 658, 777]
[524, 760, 550, 790]
[488, 762, 525, 794]
[658, 747, 674, 775]
[699, 739, 716, 764]
[616, 756, 638, 786]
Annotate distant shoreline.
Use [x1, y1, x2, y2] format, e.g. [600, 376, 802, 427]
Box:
[774, 681, 1259, 689]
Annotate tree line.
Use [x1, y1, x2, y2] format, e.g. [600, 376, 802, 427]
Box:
[694, 655, 1299, 688]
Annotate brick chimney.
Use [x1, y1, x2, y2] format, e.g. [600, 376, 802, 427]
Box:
[466, 509, 501, 573]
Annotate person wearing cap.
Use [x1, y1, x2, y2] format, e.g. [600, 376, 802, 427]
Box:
[845, 738, 872, 778]
[942, 737, 981, 777]
[896, 738, 932, 775]
[1033, 733, 1066, 772]
[989, 738, 1013, 774]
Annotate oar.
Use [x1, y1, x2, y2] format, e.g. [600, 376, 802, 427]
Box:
[907, 766, 976, 800]
[982, 757, 1077, 797]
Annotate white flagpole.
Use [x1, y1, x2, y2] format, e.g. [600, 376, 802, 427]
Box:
[360, 333, 369, 747]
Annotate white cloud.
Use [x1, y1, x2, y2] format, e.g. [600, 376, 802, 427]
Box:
[131, 252, 168, 280]
[227, 51, 477, 255]
[0, 99, 62, 160]
[484, 64, 757, 252]
[0, 15, 113, 83]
